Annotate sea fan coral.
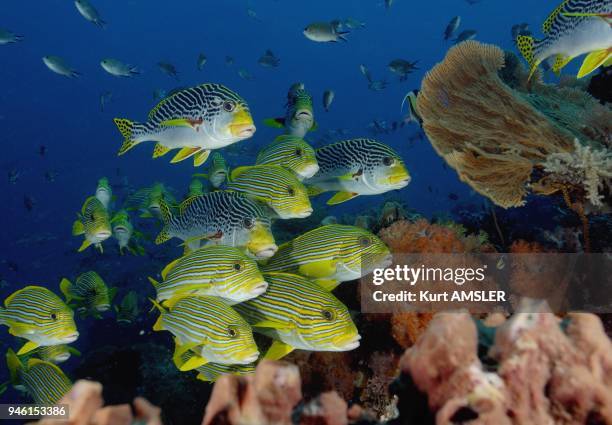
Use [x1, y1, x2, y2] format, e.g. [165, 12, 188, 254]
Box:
[417, 41, 578, 208]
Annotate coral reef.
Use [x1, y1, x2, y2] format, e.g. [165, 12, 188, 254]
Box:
[417, 41, 612, 209]
[397, 302, 612, 424]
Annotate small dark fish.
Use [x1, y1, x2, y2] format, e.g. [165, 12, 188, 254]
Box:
[453, 30, 477, 44]
[23, 195, 35, 211]
[7, 261, 19, 272]
[158, 62, 179, 80]
[258, 49, 280, 68]
[100, 91, 112, 112]
[448, 193, 458, 201]
[225, 56, 234, 66]
[8, 169, 20, 184]
[385, 0, 394, 9]
[197, 53, 207, 70]
[323, 90, 334, 112]
[428, 186, 432, 193]
[39, 145, 47, 157]
[444, 16, 461, 41]
[44, 170, 59, 182]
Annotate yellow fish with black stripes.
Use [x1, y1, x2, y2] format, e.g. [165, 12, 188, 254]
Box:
[113, 83, 256, 166]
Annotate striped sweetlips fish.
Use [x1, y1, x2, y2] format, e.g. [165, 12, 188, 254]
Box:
[234, 272, 361, 360]
[60, 271, 116, 317]
[0, 286, 78, 355]
[304, 138, 411, 205]
[155, 191, 278, 259]
[193, 152, 229, 189]
[173, 347, 255, 382]
[23, 344, 80, 364]
[264, 83, 317, 138]
[113, 83, 256, 166]
[151, 295, 259, 369]
[149, 245, 268, 304]
[255, 135, 319, 180]
[262, 224, 391, 291]
[517, 0, 612, 79]
[6, 348, 72, 405]
[72, 196, 112, 253]
[226, 165, 313, 219]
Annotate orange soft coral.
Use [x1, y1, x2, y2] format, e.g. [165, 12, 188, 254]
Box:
[379, 219, 465, 253]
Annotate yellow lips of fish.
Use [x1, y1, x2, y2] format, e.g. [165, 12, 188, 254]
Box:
[380, 163, 411, 187]
[245, 222, 277, 259]
[332, 327, 361, 350]
[229, 107, 256, 138]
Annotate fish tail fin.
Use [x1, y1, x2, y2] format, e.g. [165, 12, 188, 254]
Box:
[6, 348, 23, 385]
[70, 70, 82, 78]
[148, 277, 159, 290]
[59, 278, 74, 303]
[149, 298, 166, 331]
[155, 199, 173, 245]
[0, 307, 6, 326]
[516, 35, 541, 80]
[306, 185, 324, 197]
[577, 49, 611, 79]
[114, 118, 142, 155]
[72, 220, 84, 236]
[338, 31, 349, 42]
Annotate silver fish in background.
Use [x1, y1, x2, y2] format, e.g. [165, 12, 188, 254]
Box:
[74, 0, 106, 28]
[453, 29, 477, 44]
[0, 28, 24, 44]
[303, 22, 349, 43]
[42, 56, 80, 78]
[100, 58, 139, 77]
[388, 59, 419, 81]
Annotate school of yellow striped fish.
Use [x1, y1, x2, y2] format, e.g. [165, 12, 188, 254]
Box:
[0, 80, 403, 403]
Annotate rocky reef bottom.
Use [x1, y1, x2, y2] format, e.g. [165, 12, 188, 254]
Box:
[30, 300, 612, 425]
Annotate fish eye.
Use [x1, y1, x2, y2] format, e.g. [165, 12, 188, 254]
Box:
[243, 217, 254, 229]
[233, 261, 242, 271]
[322, 309, 334, 321]
[359, 236, 371, 247]
[50, 313, 58, 321]
[223, 101, 236, 112]
[287, 186, 295, 196]
[295, 148, 303, 157]
[383, 156, 394, 166]
[227, 326, 239, 338]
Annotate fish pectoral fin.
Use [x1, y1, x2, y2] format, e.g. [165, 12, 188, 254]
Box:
[78, 239, 92, 252]
[72, 220, 85, 236]
[577, 49, 611, 79]
[327, 192, 358, 205]
[315, 278, 340, 292]
[160, 118, 197, 128]
[8, 323, 34, 337]
[552, 54, 574, 76]
[253, 320, 293, 330]
[264, 340, 295, 361]
[298, 259, 337, 279]
[140, 211, 154, 218]
[193, 150, 211, 167]
[263, 117, 285, 128]
[17, 341, 39, 356]
[152, 143, 172, 158]
[170, 147, 202, 164]
[306, 185, 324, 196]
[179, 355, 208, 371]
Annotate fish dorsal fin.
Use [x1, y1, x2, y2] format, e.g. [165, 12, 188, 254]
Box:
[163, 295, 186, 309]
[81, 196, 97, 215]
[179, 196, 199, 216]
[543, 0, 570, 34]
[230, 166, 254, 181]
[161, 258, 181, 280]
